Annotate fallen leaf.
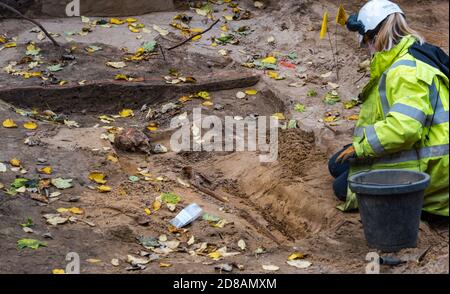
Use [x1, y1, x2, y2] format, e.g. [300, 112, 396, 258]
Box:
[51, 178, 73, 189]
[323, 91, 341, 105]
[17, 238, 47, 249]
[127, 254, 150, 265]
[52, 269, 65, 274]
[294, 103, 306, 113]
[119, 109, 134, 118]
[111, 258, 120, 266]
[47, 64, 64, 72]
[236, 91, 246, 99]
[202, 101, 214, 106]
[97, 185, 112, 193]
[347, 114, 359, 121]
[288, 252, 306, 260]
[2, 119, 18, 128]
[107, 153, 119, 163]
[286, 260, 312, 269]
[272, 113, 286, 120]
[161, 192, 181, 204]
[262, 264, 279, 271]
[43, 213, 69, 226]
[110, 18, 126, 25]
[208, 251, 223, 260]
[245, 89, 258, 95]
[144, 208, 152, 215]
[106, 61, 127, 69]
[87, 259, 101, 263]
[10, 158, 21, 167]
[238, 239, 246, 251]
[261, 56, 277, 64]
[153, 200, 162, 211]
[39, 166, 53, 175]
[267, 71, 284, 80]
[159, 262, 172, 268]
[88, 172, 107, 184]
[187, 235, 195, 246]
[153, 25, 169, 36]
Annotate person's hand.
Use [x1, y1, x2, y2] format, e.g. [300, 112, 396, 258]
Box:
[336, 145, 356, 164]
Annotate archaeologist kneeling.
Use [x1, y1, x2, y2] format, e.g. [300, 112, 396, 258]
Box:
[329, 0, 449, 217]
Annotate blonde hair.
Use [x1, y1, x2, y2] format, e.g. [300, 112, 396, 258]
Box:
[375, 13, 425, 52]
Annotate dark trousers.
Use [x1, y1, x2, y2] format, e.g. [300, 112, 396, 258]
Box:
[328, 145, 351, 201]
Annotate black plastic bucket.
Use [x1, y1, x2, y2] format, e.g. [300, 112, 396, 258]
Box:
[349, 169, 430, 252]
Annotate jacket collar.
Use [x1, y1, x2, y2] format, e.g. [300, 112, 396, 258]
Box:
[370, 35, 417, 78]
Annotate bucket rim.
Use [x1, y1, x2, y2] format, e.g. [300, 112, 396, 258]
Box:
[348, 169, 431, 195]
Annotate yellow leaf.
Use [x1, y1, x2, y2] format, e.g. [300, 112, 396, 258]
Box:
[220, 24, 229, 32]
[4, 42, 16, 48]
[39, 166, 53, 175]
[107, 154, 119, 163]
[179, 96, 192, 103]
[126, 18, 138, 23]
[245, 89, 258, 95]
[202, 101, 214, 106]
[144, 208, 152, 215]
[10, 158, 21, 167]
[159, 262, 172, 268]
[56, 208, 69, 213]
[336, 4, 348, 26]
[0, 36, 6, 44]
[320, 11, 328, 39]
[347, 114, 359, 121]
[23, 121, 38, 130]
[52, 269, 65, 274]
[97, 185, 112, 193]
[87, 259, 101, 263]
[115, 74, 129, 81]
[110, 18, 126, 25]
[192, 35, 202, 41]
[153, 200, 162, 211]
[272, 113, 286, 120]
[119, 109, 134, 118]
[2, 119, 18, 128]
[224, 15, 233, 21]
[196, 91, 210, 100]
[69, 207, 84, 215]
[267, 71, 281, 80]
[147, 123, 158, 132]
[88, 172, 107, 184]
[262, 56, 277, 64]
[324, 116, 338, 123]
[288, 252, 306, 260]
[128, 26, 140, 33]
[208, 251, 222, 260]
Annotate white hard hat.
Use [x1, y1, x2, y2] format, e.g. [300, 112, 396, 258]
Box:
[357, 0, 404, 42]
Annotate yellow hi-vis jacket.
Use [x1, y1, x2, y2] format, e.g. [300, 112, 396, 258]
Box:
[339, 36, 449, 216]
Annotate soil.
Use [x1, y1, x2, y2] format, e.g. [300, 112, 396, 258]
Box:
[0, 0, 448, 274]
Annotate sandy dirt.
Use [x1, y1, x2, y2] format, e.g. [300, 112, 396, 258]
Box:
[0, 0, 448, 274]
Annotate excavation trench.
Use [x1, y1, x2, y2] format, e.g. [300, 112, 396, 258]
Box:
[1, 51, 337, 245]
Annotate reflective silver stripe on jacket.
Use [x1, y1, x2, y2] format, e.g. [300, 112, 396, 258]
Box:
[365, 125, 385, 155]
[379, 60, 417, 116]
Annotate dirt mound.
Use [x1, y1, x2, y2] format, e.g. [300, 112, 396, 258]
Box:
[278, 128, 326, 177]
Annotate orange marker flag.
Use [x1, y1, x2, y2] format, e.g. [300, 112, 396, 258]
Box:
[320, 11, 328, 39]
[336, 4, 348, 26]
